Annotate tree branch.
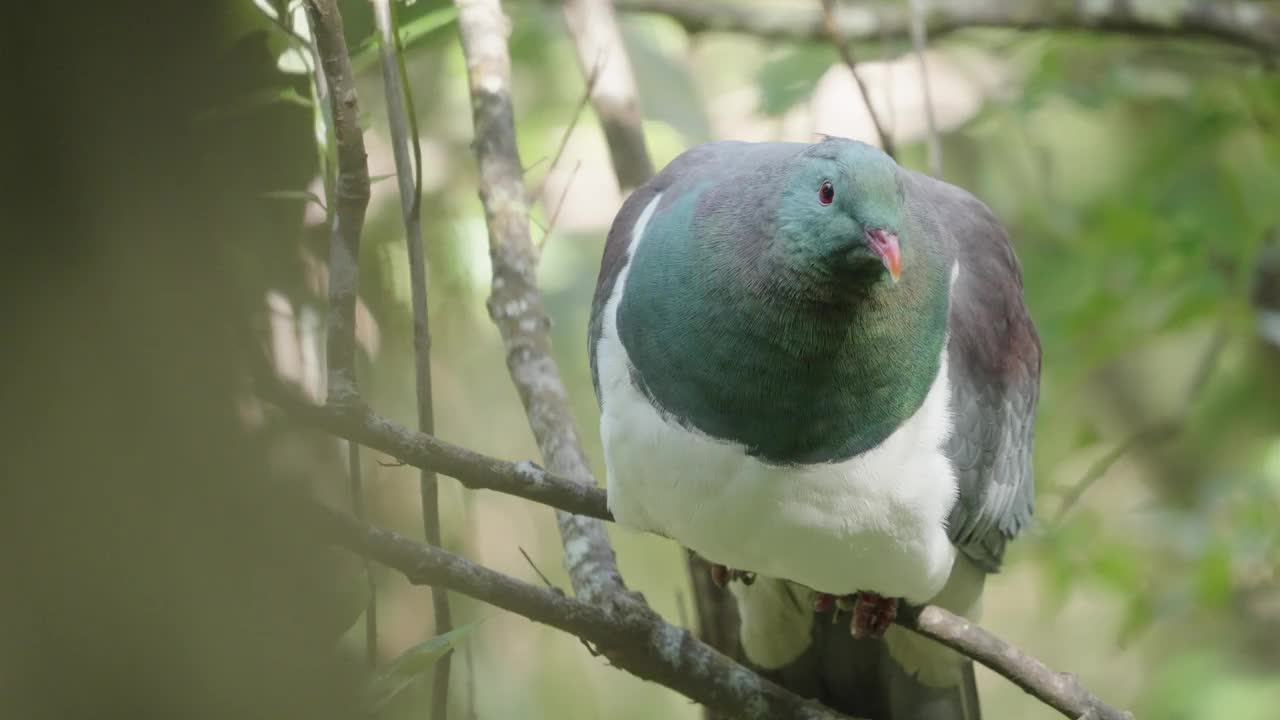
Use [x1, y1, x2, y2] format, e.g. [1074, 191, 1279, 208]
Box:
[615, 0, 1280, 57]
[563, 0, 655, 191]
[897, 604, 1132, 720]
[371, 0, 453, 715]
[820, 0, 895, 157]
[304, 0, 376, 666]
[305, 0, 371, 404]
[308, 495, 1132, 720]
[453, 0, 624, 605]
[267, 387, 613, 521]
[309, 501, 854, 719]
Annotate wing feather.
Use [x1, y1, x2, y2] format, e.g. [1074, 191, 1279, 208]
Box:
[906, 171, 1041, 572]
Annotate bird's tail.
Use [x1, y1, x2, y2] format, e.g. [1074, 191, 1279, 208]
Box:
[728, 557, 987, 720]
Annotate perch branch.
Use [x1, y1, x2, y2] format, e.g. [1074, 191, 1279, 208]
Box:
[310, 501, 854, 720]
[308, 496, 1133, 720]
[371, 0, 453, 714]
[897, 604, 1132, 720]
[453, 0, 624, 605]
[820, 0, 895, 157]
[615, 0, 1280, 57]
[563, 0, 655, 190]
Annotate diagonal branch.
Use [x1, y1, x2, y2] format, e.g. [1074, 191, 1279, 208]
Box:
[615, 0, 1280, 57]
[562, 0, 655, 191]
[453, 0, 624, 605]
[310, 501, 855, 720]
[820, 0, 895, 158]
[371, 0, 453, 715]
[268, 387, 612, 520]
[897, 605, 1132, 720]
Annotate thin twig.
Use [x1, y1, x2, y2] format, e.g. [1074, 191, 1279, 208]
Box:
[537, 160, 581, 250]
[453, 0, 624, 605]
[266, 0, 314, 50]
[528, 56, 603, 204]
[562, 0, 655, 190]
[820, 0, 896, 158]
[909, 0, 942, 176]
[518, 546, 559, 592]
[304, 0, 375, 668]
[371, 0, 453, 715]
[1052, 324, 1229, 525]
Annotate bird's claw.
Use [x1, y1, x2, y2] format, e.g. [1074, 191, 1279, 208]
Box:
[812, 590, 899, 639]
[850, 591, 898, 639]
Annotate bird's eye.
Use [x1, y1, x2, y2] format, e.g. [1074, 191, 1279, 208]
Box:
[819, 181, 835, 205]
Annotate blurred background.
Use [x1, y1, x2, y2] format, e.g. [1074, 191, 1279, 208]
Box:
[6, 1, 1280, 719]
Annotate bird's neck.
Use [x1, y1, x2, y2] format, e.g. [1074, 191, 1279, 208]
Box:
[618, 228, 951, 465]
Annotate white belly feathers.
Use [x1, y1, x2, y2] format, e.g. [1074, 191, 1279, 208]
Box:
[596, 194, 960, 603]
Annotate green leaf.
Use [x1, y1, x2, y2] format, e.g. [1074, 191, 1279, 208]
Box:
[1195, 542, 1233, 609]
[362, 622, 479, 716]
[352, 6, 459, 73]
[755, 45, 832, 118]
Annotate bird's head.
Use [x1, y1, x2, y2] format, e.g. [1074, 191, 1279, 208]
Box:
[775, 137, 906, 290]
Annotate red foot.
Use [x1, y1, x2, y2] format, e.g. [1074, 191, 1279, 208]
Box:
[850, 592, 899, 639]
[813, 592, 835, 612]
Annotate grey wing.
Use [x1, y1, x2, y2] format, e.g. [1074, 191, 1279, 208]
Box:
[912, 173, 1041, 572]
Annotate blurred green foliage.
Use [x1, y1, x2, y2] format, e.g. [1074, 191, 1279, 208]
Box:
[226, 1, 1280, 718]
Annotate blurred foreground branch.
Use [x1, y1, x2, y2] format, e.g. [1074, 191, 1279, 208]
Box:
[562, 0, 655, 191]
[304, 0, 377, 666]
[370, 0, 453, 714]
[616, 0, 1280, 57]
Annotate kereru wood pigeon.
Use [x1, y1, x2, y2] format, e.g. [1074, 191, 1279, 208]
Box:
[589, 137, 1040, 719]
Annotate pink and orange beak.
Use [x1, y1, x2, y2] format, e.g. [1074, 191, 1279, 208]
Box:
[866, 228, 901, 283]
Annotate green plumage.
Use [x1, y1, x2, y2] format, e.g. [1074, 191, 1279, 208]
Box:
[616, 141, 952, 464]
